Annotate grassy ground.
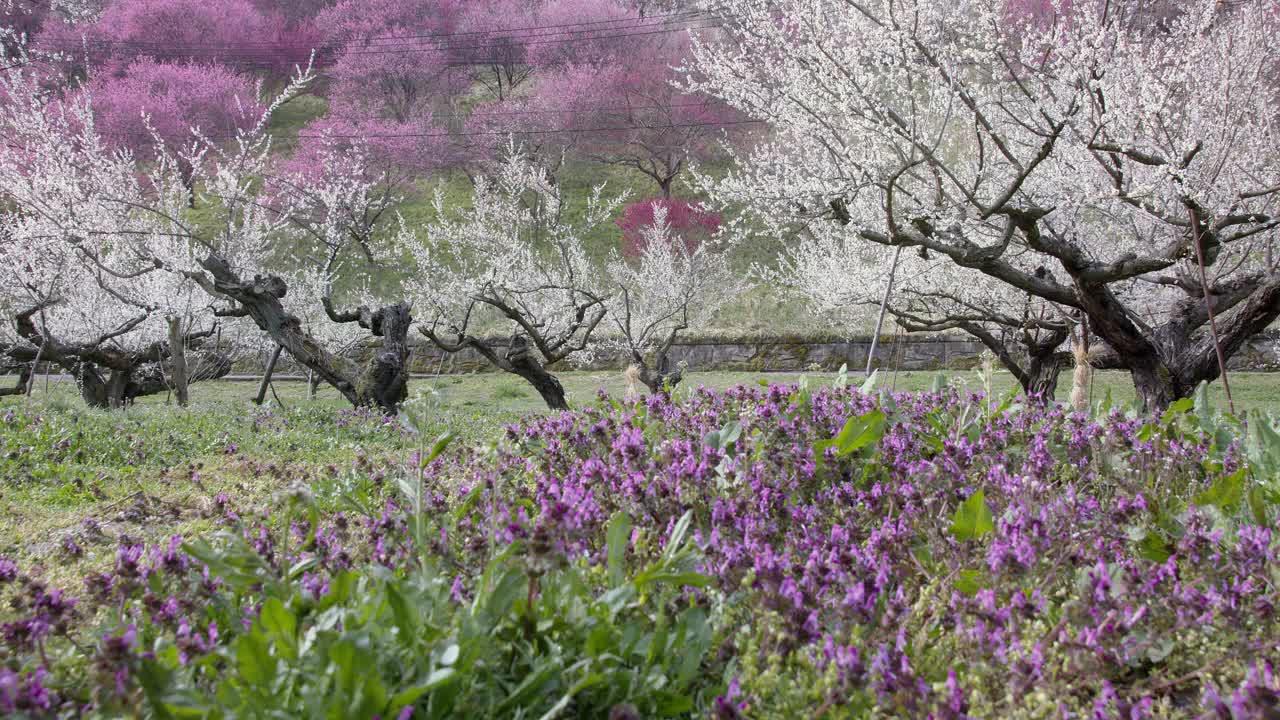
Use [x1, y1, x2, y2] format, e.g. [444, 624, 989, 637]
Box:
[3, 368, 1274, 414]
[0, 368, 1270, 594]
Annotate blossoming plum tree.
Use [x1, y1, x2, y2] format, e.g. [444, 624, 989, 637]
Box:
[37, 0, 309, 75]
[688, 0, 1280, 412]
[414, 148, 619, 410]
[0, 58, 417, 411]
[0, 67, 231, 407]
[82, 58, 264, 188]
[605, 204, 738, 393]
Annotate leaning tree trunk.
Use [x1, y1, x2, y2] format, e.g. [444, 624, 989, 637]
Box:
[505, 338, 568, 410]
[194, 256, 413, 414]
[167, 316, 190, 407]
[255, 345, 283, 406]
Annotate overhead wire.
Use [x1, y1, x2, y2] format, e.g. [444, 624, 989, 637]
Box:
[30, 10, 718, 57]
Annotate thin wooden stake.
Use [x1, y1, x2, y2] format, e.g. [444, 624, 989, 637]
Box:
[866, 246, 904, 377]
[255, 345, 283, 406]
[1189, 209, 1236, 415]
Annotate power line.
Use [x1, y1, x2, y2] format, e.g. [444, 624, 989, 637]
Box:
[296, 117, 762, 140]
[309, 100, 732, 125]
[33, 10, 714, 54]
[99, 115, 762, 145]
[27, 18, 724, 72]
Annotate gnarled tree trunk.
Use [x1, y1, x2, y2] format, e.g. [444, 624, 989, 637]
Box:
[6, 305, 231, 409]
[504, 336, 568, 410]
[1024, 349, 1070, 401]
[192, 255, 412, 414]
[633, 349, 684, 395]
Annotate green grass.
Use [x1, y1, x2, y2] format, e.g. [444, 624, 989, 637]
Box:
[4, 367, 1275, 414]
[1, 368, 1270, 591]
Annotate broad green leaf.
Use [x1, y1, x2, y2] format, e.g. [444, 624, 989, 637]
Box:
[259, 598, 297, 659]
[439, 643, 460, 666]
[953, 569, 986, 597]
[386, 583, 418, 638]
[859, 369, 878, 394]
[606, 511, 632, 587]
[949, 490, 995, 541]
[235, 631, 276, 689]
[834, 410, 886, 456]
[833, 363, 849, 389]
[1193, 468, 1246, 511]
[719, 420, 742, 447]
[1194, 381, 1212, 423]
[1135, 532, 1172, 563]
[1163, 397, 1194, 422]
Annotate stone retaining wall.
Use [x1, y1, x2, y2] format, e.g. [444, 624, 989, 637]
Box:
[246, 330, 1280, 375]
[401, 334, 992, 373]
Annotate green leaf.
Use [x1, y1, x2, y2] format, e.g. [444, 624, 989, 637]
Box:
[704, 421, 741, 452]
[606, 511, 632, 587]
[1194, 381, 1213, 423]
[259, 598, 297, 659]
[1193, 468, 1246, 512]
[662, 510, 694, 561]
[859, 369, 878, 394]
[833, 363, 849, 389]
[949, 490, 995, 541]
[421, 432, 455, 468]
[387, 668, 457, 713]
[536, 673, 605, 720]
[720, 421, 742, 447]
[1248, 486, 1270, 526]
[1135, 532, 1172, 563]
[1163, 397, 1194, 422]
[235, 630, 276, 689]
[833, 410, 886, 456]
[953, 569, 986, 597]
[386, 582, 418, 638]
[439, 643, 460, 666]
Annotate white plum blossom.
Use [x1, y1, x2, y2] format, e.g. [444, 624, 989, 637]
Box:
[603, 204, 741, 391]
[414, 147, 622, 410]
[688, 0, 1280, 410]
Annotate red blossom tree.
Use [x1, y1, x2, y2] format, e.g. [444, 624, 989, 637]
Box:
[616, 197, 720, 258]
[84, 58, 264, 178]
[37, 0, 310, 76]
[520, 22, 740, 195]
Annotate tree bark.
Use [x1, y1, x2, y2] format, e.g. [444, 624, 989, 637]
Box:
[193, 255, 413, 413]
[354, 302, 412, 414]
[633, 349, 683, 395]
[1023, 350, 1069, 402]
[1128, 359, 1182, 415]
[166, 316, 190, 407]
[505, 336, 568, 410]
[0, 366, 32, 397]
